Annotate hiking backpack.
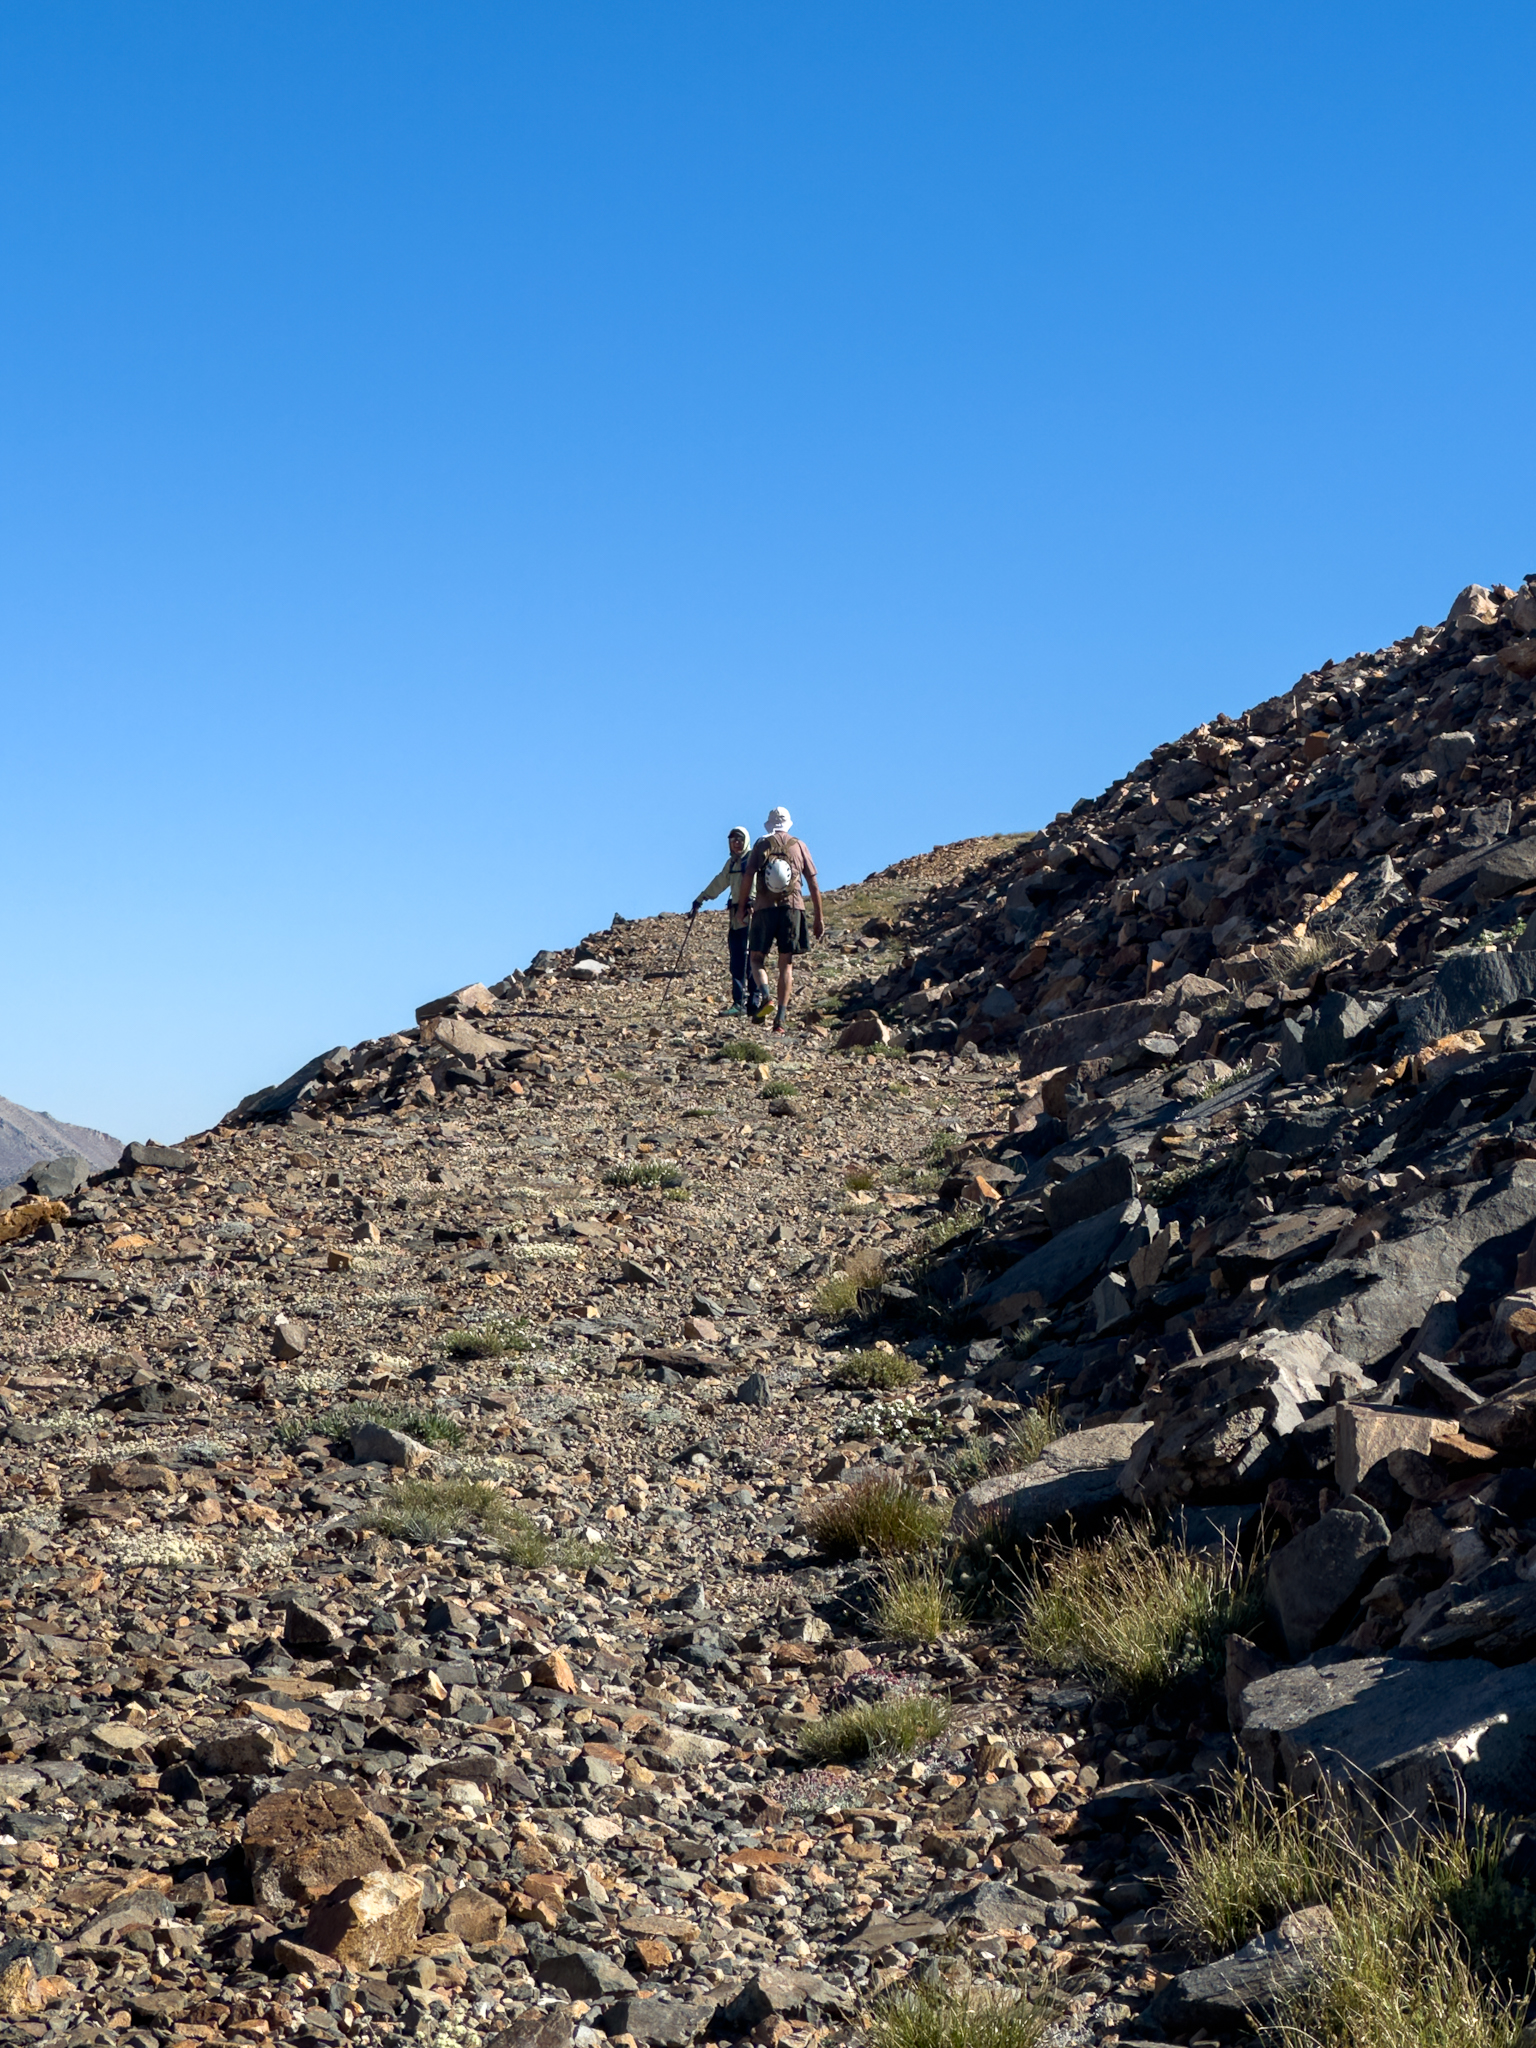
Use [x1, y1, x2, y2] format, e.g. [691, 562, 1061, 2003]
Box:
[760, 835, 796, 899]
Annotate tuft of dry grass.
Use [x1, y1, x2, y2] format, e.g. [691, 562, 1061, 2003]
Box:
[1271, 1906, 1527, 2048]
[799, 1691, 949, 1764]
[874, 1555, 961, 1642]
[1017, 1521, 1262, 1707]
[1271, 929, 1347, 985]
[1162, 1776, 1535, 2048]
[813, 1245, 890, 1320]
[809, 1473, 949, 1558]
[863, 1981, 1061, 2048]
[366, 1478, 605, 1569]
[993, 1395, 1062, 1473]
[1160, 1773, 1359, 1959]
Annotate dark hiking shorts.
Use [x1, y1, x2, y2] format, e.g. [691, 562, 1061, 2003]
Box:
[750, 903, 811, 956]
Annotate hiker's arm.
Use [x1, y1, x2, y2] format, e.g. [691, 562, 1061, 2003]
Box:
[692, 861, 731, 913]
[805, 861, 824, 940]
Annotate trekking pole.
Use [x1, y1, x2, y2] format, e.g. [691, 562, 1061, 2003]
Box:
[653, 910, 698, 1003]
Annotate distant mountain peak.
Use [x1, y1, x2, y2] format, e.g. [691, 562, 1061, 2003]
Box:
[0, 1098, 121, 1187]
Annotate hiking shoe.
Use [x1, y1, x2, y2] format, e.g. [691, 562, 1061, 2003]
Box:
[772, 1020, 786, 1034]
[750, 1001, 774, 1023]
[720, 1003, 743, 1016]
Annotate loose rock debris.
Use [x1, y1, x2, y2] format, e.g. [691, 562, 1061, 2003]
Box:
[6, 579, 1536, 2044]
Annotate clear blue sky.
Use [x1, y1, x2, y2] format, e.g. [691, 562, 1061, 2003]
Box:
[4, 3, 1535, 1146]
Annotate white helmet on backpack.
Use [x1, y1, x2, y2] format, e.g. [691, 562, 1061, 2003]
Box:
[763, 855, 794, 897]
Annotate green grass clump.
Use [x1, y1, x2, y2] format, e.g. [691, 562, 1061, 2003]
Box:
[1165, 1778, 1536, 2044]
[761, 1076, 797, 1098]
[718, 1039, 772, 1063]
[367, 1477, 606, 1570]
[368, 1477, 520, 1543]
[948, 1397, 1062, 1488]
[799, 1691, 949, 1764]
[830, 1347, 918, 1391]
[1018, 1522, 1262, 1707]
[864, 1983, 1060, 2048]
[1161, 1773, 1359, 1959]
[812, 1245, 889, 1320]
[441, 1319, 534, 1361]
[994, 1395, 1062, 1472]
[844, 1167, 878, 1191]
[604, 1159, 685, 1188]
[916, 1211, 971, 1255]
[1249, 1804, 1528, 2048]
[282, 1400, 467, 1450]
[1278, 1915, 1527, 2048]
[875, 1555, 961, 1642]
[809, 1473, 949, 1558]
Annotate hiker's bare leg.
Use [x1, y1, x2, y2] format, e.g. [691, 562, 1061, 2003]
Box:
[749, 950, 772, 1005]
[778, 956, 793, 1008]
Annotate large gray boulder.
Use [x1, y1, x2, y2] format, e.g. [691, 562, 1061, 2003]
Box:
[1139, 1906, 1336, 2037]
[1264, 1162, 1536, 1371]
[1396, 949, 1536, 1051]
[1119, 1330, 1339, 1509]
[951, 1420, 1150, 1541]
[1239, 1652, 1536, 1819]
[1044, 1152, 1136, 1233]
[975, 1199, 1152, 1317]
[1265, 1499, 1390, 1657]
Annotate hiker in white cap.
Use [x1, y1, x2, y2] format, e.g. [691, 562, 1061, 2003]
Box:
[742, 807, 823, 1031]
[691, 826, 755, 1014]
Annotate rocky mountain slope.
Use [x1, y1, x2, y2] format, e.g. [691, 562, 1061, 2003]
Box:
[3, 579, 1536, 2043]
[0, 1099, 121, 1189]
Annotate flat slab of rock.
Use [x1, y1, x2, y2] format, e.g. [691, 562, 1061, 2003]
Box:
[1265, 1162, 1536, 1371]
[1140, 1906, 1335, 2035]
[1334, 1404, 1457, 1494]
[1239, 1652, 1536, 1817]
[835, 1908, 948, 1956]
[931, 1880, 1048, 1932]
[1013, 974, 1228, 1079]
[1219, 1206, 1352, 1279]
[714, 1966, 849, 2026]
[1265, 1498, 1389, 1657]
[599, 1997, 716, 2044]
[976, 1199, 1150, 1316]
[951, 1421, 1149, 1540]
